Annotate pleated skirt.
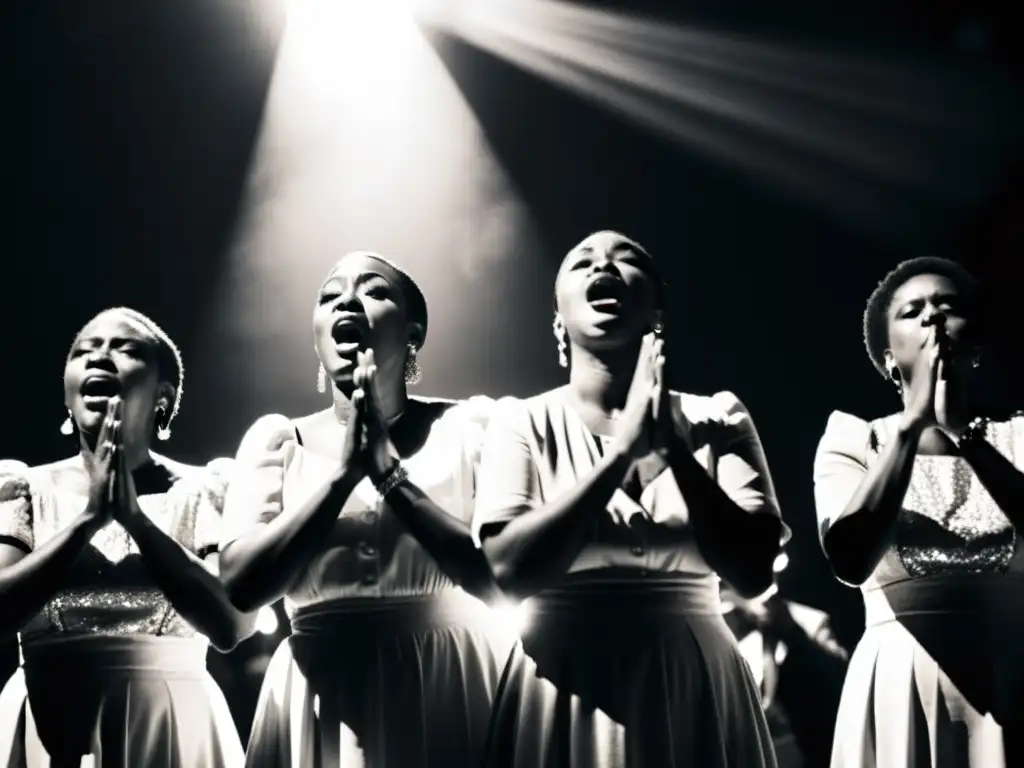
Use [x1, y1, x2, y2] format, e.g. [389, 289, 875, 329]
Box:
[0, 635, 243, 768]
[831, 573, 1024, 768]
[483, 579, 778, 768]
[244, 592, 507, 768]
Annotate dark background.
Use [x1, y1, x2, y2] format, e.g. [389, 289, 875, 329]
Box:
[2, 0, 1021, 740]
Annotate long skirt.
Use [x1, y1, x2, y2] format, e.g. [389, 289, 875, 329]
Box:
[0, 635, 243, 768]
[830, 573, 1024, 768]
[484, 579, 778, 767]
[244, 592, 507, 767]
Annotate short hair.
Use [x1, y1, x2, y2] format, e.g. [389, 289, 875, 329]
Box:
[74, 307, 184, 428]
[552, 231, 666, 312]
[328, 252, 429, 349]
[862, 257, 979, 377]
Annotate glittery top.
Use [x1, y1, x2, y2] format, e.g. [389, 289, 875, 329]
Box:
[0, 457, 231, 643]
[813, 412, 1023, 589]
[221, 397, 493, 614]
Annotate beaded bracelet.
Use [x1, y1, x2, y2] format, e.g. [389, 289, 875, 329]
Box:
[374, 462, 409, 499]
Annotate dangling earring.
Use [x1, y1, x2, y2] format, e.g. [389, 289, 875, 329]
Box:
[552, 314, 568, 368]
[404, 344, 422, 385]
[317, 363, 327, 393]
[652, 318, 664, 335]
[60, 410, 74, 436]
[972, 356, 981, 369]
[887, 364, 903, 394]
[156, 405, 172, 441]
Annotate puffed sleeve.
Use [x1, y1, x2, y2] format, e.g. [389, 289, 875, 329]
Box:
[188, 458, 236, 560]
[0, 460, 32, 552]
[220, 414, 297, 548]
[461, 395, 496, 496]
[472, 397, 537, 542]
[812, 410, 872, 541]
[711, 392, 790, 542]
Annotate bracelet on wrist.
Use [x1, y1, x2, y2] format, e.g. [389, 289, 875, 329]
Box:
[374, 462, 408, 499]
[948, 416, 987, 450]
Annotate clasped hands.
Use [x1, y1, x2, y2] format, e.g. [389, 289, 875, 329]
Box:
[342, 349, 401, 485]
[85, 397, 143, 526]
[617, 334, 691, 466]
[900, 323, 970, 439]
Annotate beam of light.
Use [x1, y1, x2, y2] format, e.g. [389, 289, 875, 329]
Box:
[420, 0, 1022, 242]
[198, 0, 542, 416]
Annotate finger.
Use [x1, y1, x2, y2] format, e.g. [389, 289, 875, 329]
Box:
[353, 366, 365, 390]
[365, 348, 376, 369]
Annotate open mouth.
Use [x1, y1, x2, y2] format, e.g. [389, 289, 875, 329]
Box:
[80, 375, 122, 399]
[331, 316, 365, 350]
[585, 275, 626, 309]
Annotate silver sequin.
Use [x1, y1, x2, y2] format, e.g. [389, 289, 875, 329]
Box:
[897, 421, 1017, 577]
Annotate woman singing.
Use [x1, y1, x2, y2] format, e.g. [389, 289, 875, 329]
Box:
[219, 251, 505, 767]
[0, 307, 248, 767]
[474, 230, 788, 767]
[815, 257, 1024, 767]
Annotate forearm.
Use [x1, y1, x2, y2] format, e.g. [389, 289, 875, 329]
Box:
[823, 422, 921, 586]
[666, 441, 781, 597]
[221, 467, 364, 611]
[382, 480, 501, 602]
[121, 510, 249, 651]
[0, 509, 104, 638]
[957, 437, 1024, 531]
[482, 447, 634, 600]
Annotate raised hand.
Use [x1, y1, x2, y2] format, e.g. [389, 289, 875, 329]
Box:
[355, 349, 399, 483]
[340, 378, 366, 477]
[617, 334, 662, 461]
[110, 399, 142, 522]
[901, 324, 942, 433]
[84, 397, 121, 525]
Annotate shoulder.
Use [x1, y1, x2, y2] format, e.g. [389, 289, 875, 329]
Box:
[239, 413, 299, 455]
[674, 390, 754, 429]
[0, 459, 32, 502]
[424, 394, 496, 429]
[818, 410, 877, 447]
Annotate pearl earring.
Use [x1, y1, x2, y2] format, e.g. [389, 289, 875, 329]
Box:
[60, 411, 74, 435]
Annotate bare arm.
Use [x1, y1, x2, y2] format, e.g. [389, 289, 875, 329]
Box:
[0, 510, 107, 641]
[666, 393, 785, 598]
[219, 415, 365, 612]
[474, 399, 635, 601]
[814, 412, 920, 587]
[118, 506, 254, 651]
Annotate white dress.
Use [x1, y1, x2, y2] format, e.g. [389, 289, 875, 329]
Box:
[814, 412, 1024, 768]
[0, 458, 243, 768]
[473, 387, 787, 767]
[222, 396, 512, 768]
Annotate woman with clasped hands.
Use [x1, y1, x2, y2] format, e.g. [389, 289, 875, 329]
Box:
[0, 307, 247, 767]
[814, 257, 1024, 767]
[473, 231, 788, 767]
[219, 252, 505, 768]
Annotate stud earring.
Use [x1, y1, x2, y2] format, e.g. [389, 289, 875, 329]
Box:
[317, 364, 327, 393]
[404, 344, 422, 385]
[60, 410, 74, 435]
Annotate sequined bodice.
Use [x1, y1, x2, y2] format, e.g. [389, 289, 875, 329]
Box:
[0, 459, 227, 644]
[894, 421, 1016, 577]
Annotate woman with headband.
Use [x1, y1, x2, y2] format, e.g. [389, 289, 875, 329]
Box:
[474, 231, 788, 767]
[0, 307, 247, 767]
[220, 252, 505, 767]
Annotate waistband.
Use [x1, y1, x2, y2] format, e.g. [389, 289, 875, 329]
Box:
[863, 573, 1024, 628]
[525, 576, 722, 618]
[20, 635, 208, 678]
[289, 592, 490, 635]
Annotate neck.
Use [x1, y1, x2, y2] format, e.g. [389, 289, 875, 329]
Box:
[567, 341, 642, 413]
[80, 431, 152, 472]
[331, 367, 408, 424]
